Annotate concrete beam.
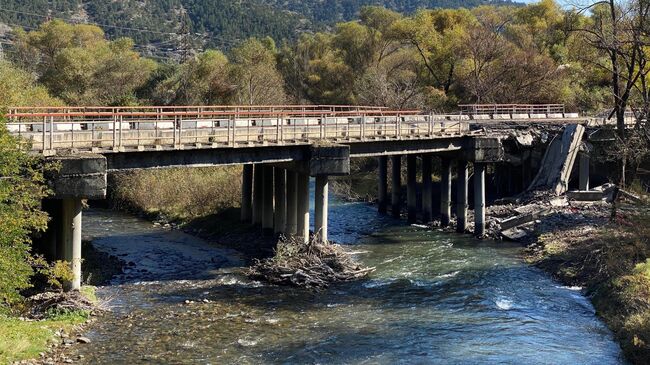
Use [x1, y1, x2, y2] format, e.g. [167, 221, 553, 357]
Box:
[274, 168, 287, 234]
[46, 154, 107, 199]
[105, 145, 309, 171]
[461, 137, 504, 163]
[346, 138, 464, 158]
[314, 175, 329, 242]
[61, 198, 82, 291]
[474, 163, 486, 237]
[309, 144, 350, 176]
[456, 160, 469, 233]
[391, 155, 402, 218]
[440, 158, 452, 227]
[285, 171, 298, 235]
[262, 165, 274, 233]
[297, 173, 310, 243]
[241, 164, 253, 222]
[378, 156, 388, 214]
[252, 164, 264, 225]
[407, 154, 417, 223]
[422, 155, 433, 222]
[579, 152, 590, 191]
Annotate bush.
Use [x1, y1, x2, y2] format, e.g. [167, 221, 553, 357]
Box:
[0, 118, 50, 306]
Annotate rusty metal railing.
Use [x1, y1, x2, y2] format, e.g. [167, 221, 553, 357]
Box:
[4, 106, 472, 154]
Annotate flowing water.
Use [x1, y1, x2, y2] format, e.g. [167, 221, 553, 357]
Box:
[69, 193, 625, 364]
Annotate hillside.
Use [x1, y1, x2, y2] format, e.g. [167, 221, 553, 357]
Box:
[0, 0, 521, 59]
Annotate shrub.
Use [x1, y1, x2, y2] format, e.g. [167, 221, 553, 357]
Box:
[0, 118, 50, 306]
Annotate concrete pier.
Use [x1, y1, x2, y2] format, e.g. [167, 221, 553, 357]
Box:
[262, 166, 274, 233]
[456, 160, 469, 233]
[314, 175, 329, 242]
[241, 164, 253, 222]
[378, 156, 388, 214]
[391, 155, 402, 218]
[297, 173, 310, 243]
[474, 163, 486, 237]
[579, 153, 590, 191]
[422, 155, 433, 222]
[407, 154, 417, 223]
[273, 168, 286, 234]
[61, 198, 82, 290]
[440, 158, 452, 227]
[285, 171, 298, 235]
[252, 164, 264, 225]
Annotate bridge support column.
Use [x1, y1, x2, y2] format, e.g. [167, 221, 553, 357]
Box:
[297, 173, 310, 243]
[252, 164, 264, 225]
[440, 158, 452, 227]
[314, 175, 329, 242]
[422, 155, 433, 222]
[378, 156, 388, 214]
[407, 154, 417, 223]
[241, 164, 253, 222]
[262, 166, 274, 234]
[456, 160, 469, 233]
[474, 163, 486, 237]
[274, 168, 286, 234]
[285, 171, 298, 236]
[579, 153, 590, 190]
[61, 198, 82, 291]
[391, 155, 402, 218]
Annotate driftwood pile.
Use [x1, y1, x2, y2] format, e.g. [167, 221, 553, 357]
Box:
[247, 235, 375, 289]
[27, 291, 96, 319]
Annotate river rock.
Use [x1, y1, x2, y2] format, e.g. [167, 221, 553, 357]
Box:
[77, 336, 91, 344]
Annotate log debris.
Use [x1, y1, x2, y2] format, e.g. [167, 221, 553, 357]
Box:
[247, 236, 375, 289]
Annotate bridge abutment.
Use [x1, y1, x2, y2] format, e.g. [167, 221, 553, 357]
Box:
[474, 163, 486, 237]
[297, 173, 310, 244]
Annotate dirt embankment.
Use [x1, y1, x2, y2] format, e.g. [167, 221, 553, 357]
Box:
[524, 204, 650, 364]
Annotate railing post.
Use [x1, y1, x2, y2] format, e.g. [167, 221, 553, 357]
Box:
[119, 115, 123, 148]
[42, 116, 46, 151]
[112, 114, 117, 148]
[49, 116, 54, 150]
[179, 116, 183, 147]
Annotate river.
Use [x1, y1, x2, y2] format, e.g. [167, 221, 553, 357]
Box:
[68, 192, 625, 364]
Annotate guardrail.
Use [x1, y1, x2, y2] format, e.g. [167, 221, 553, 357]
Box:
[5, 107, 471, 153]
[459, 104, 566, 116]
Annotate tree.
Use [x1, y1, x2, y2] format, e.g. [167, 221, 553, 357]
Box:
[153, 50, 235, 105]
[0, 117, 50, 305]
[0, 61, 61, 107]
[230, 38, 287, 105]
[13, 20, 156, 106]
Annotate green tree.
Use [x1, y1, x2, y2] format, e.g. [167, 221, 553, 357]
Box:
[153, 50, 235, 105]
[230, 38, 287, 105]
[0, 61, 61, 107]
[13, 20, 156, 106]
[0, 118, 50, 305]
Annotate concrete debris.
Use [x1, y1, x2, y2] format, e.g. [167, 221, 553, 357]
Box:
[528, 124, 585, 195]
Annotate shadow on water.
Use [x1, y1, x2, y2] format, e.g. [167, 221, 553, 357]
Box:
[70, 187, 626, 364]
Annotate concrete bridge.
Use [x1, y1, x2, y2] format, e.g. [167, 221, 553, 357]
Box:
[5, 104, 600, 290]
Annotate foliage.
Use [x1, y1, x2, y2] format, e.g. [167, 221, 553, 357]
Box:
[0, 61, 61, 107]
[12, 20, 157, 106]
[110, 166, 242, 222]
[0, 118, 50, 306]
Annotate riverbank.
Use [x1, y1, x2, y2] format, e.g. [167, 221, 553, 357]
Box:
[0, 286, 96, 364]
[525, 206, 650, 363]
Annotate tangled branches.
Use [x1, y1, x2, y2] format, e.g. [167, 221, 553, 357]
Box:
[247, 235, 375, 289]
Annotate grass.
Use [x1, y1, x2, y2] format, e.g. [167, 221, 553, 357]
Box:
[527, 209, 650, 364]
[109, 166, 242, 222]
[0, 285, 96, 364]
